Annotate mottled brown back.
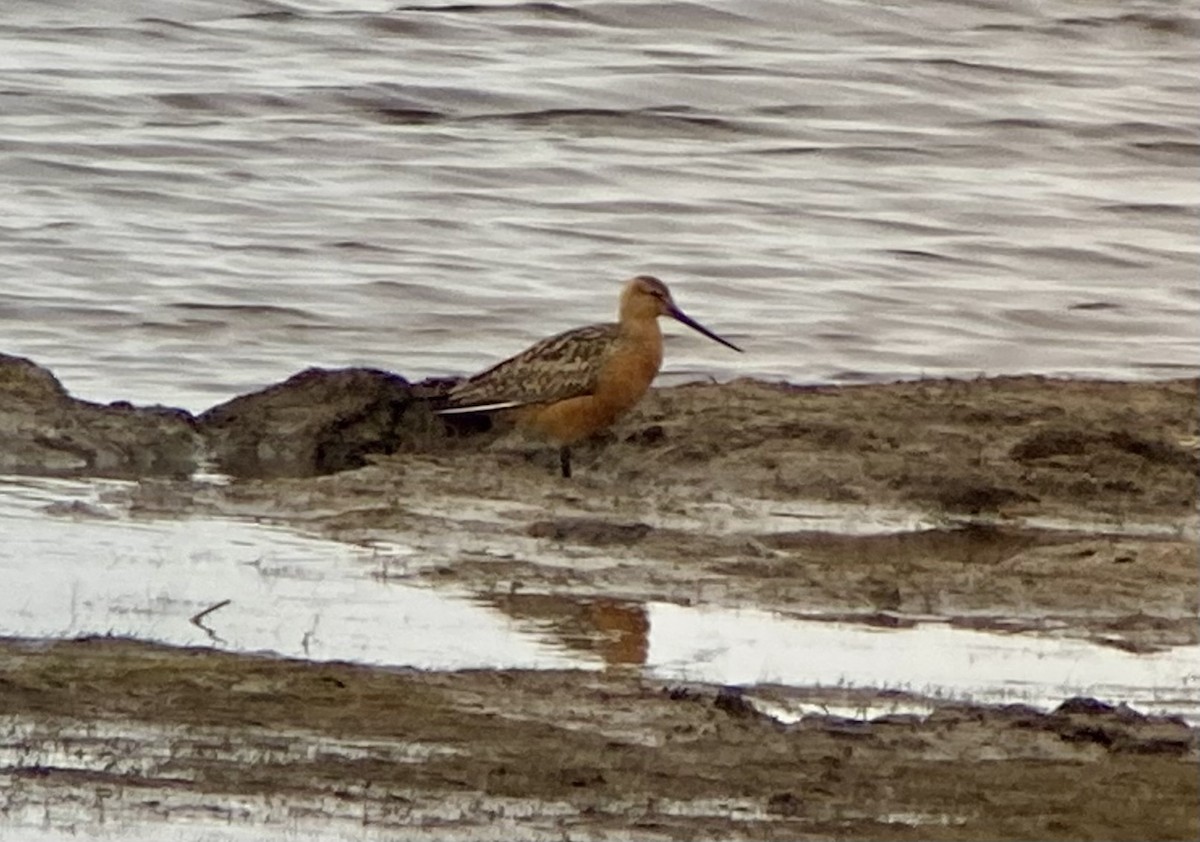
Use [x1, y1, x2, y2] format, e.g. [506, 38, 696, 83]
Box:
[446, 322, 621, 409]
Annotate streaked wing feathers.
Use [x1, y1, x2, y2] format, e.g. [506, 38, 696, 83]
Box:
[446, 323, 620, 410]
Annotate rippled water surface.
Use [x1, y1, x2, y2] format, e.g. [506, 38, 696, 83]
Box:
[2, 0, 1198, 411]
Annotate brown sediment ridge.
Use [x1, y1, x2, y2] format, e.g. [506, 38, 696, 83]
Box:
[2, 351, 1198, 840]
[2, 636, 1196, 841]
[3, 351, 1197, 518]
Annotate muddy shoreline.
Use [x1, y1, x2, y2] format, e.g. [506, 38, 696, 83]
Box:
[2, 354, 1198, 839]
[127, 371, 1200, 652]
[3, 635, 1197, 841]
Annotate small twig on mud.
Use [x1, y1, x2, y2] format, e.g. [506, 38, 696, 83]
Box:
[190, 598, 231, 642]
[191, 598, 231, 626]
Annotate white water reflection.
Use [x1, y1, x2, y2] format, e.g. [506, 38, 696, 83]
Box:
[0, 477, 590, 671]
[645, 602, 1200, 723]
[3, 476, 1198, 724]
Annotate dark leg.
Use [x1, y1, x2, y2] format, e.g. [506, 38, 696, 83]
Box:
[559, 446, 572, 479]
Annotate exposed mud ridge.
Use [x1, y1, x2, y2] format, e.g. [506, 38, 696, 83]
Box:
[1, 637, 1196, 841]
[4, 352, 1198, 522]
[3, 352, 1199, 839]
[0, 353, 198, 477]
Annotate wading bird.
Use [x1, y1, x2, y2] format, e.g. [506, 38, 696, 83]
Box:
[439, 275, 742, 477]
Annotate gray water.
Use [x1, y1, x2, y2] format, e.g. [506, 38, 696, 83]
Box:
[2, 0, 1198, 413]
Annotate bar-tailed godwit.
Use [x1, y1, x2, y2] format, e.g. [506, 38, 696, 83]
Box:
[440, 275, 742, 477]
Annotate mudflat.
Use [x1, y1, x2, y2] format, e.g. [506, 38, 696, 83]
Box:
[2, 373, 1197, 840]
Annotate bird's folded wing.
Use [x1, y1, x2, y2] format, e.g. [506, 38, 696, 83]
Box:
[442, 323, 619, 411]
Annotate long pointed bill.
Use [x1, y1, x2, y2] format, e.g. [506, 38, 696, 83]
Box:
[668, 306, 743, 353]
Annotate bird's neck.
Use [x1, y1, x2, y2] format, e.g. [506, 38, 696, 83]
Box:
[616, 316, 664, 385]
[619, 313, 662, 344]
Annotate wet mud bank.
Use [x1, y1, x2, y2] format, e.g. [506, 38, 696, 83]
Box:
[2, 637, 1197, 841]
[141, 367, 1196, 653]
[3, 351, 1199, 839]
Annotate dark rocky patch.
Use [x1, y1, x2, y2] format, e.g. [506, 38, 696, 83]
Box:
[196, 367, 429, 478]
[1, 353, 199, 478]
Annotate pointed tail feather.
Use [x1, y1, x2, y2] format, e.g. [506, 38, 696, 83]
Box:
[436, 400, 525, 415]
